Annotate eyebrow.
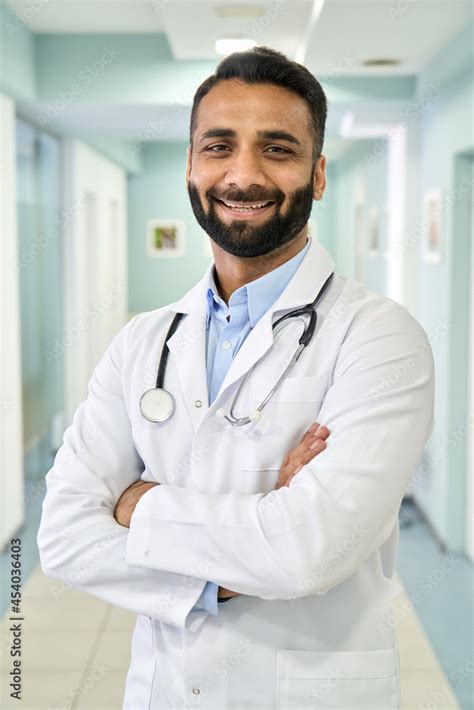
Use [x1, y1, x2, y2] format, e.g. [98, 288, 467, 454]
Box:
[198, 128, 302, 147]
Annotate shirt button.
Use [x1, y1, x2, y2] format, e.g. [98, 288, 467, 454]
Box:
[222, 340, 232, 350]
[194, 400, 202, 408]
[192, 688, 200, 695]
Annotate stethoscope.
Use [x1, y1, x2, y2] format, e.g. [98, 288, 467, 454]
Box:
[139, 272, 334, 425]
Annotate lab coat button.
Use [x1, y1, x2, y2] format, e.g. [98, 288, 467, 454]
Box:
[192, 688, 200, 695]
[222, 340, 231, 349]
[194, 400, 202, 408]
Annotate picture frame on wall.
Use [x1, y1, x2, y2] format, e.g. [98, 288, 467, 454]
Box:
[422, 189, 443, 264]
[147, 219, 185, 258]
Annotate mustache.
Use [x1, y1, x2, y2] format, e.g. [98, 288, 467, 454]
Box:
[208, 189, 285, 204]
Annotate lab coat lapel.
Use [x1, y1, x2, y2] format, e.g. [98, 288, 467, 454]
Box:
[166, 264, 213, 431]
[165, 238, 336, 426]
[213, 238, 335, 402]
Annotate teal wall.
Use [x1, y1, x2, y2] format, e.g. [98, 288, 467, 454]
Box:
[0, 1, 416, 109]
[313, 160, 338, 262]
[413, 20, 474, 549]
[16, 119, 63, 459]
[2, 0, 473, 551]
[0, 4, 143, 173]
[34, 34, 216, 104]
[324, 20, 474, 550]
[0, 1, 35, 100]
[127, 142, 212, 312]
[330, 138, 389, 293]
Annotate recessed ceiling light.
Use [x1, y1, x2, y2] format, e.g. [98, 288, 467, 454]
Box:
[215, 38, 257, 55]
[214, 4, 265, 19]
[362, 58, 401, 67]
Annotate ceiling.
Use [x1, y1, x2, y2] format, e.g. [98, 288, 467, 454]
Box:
[6, 0, 473, 155]
[5, 0, 473, 74]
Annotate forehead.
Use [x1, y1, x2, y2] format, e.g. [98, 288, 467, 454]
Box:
[195, 79, 312, 140]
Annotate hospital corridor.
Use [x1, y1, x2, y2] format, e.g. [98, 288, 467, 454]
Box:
[1, 1, 473, 708]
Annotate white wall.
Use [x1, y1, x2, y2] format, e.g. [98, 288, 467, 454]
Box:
[62, 140, 128, 428]
[0, 94, 24, 550]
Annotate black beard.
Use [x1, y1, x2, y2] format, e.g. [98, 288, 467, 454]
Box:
[187, 174, 315, 258]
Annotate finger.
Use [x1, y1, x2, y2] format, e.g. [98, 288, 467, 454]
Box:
[291, 433, 327, 463]
[292, 440, 327, 469]
[313, 425, 330, 440]
[302, 425, 330, 445]
[298, 421, 320, 444]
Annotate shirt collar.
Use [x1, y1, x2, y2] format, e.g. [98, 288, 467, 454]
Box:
[206, 237, 311, 329]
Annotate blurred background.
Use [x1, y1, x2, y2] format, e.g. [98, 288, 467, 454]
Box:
[0, 0, 473, 707]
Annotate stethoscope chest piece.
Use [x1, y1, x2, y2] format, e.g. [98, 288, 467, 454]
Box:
[140, 387, 175, 422]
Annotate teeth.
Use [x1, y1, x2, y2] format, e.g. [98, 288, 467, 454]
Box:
[221, 200, 271, 211]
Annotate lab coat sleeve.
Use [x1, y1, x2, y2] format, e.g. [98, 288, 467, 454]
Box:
[125, 301, 435, 599]
[37, 315, 208, 629]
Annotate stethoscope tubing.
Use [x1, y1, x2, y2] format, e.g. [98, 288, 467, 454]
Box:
[144, 271, 334, 424]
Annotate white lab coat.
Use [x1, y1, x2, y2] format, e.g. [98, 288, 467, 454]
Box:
[37, 237, 435, 709]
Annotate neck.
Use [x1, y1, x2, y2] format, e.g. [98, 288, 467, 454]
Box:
[211, 230, 309, 304]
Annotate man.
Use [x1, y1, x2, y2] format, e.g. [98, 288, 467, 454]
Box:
[38, 47, 434, 709]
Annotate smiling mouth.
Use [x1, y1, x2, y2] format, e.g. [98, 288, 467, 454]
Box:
[213, 197, 276, 214]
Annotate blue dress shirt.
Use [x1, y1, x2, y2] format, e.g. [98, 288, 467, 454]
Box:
[192, 238, 311, 615]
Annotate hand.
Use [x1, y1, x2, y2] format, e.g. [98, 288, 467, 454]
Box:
[275, 421, 329, 489]
[114, 479, 159, 528]
[217, 422, 329, 601]
[218, 586, 241, 600]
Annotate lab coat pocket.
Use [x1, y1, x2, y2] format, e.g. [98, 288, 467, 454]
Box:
[240, 375, 329, 472]
[276, 646, 399, 710]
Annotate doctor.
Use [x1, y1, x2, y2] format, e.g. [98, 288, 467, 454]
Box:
[38, 46, 435, 709]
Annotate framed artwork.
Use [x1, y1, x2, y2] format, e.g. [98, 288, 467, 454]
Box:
[422, 189, 443, 264]
[368, 207, 381, 256]
[147, 219, 185, 257]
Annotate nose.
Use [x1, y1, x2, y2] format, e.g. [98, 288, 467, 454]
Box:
[222, 147, 267, 191]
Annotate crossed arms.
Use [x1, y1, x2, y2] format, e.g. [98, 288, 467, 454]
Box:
[37, 302, 434, 629]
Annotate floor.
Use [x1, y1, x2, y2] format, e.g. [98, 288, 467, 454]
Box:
[397, 499, 474, 710]
[0, 473, 471, 709]
[0, 564, 463, 710]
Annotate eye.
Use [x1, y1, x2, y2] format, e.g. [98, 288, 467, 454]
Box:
[265, 146, 291, 155]
[205, 144, 230, 153]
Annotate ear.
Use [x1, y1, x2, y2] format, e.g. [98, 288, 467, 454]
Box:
[185, 145, 192, 188]
[313, 154, 326, 201]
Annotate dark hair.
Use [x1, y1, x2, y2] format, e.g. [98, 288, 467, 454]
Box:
[189, 46, 327, 160]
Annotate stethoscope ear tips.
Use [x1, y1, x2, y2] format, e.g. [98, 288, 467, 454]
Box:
[215, 408, 226, 419]
[249, 410, 262, 422]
